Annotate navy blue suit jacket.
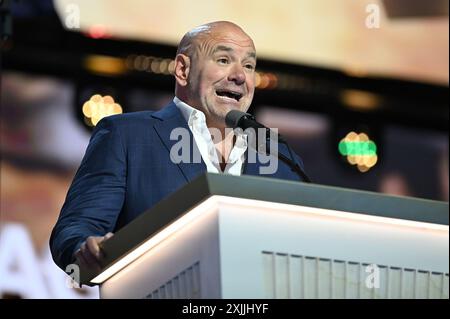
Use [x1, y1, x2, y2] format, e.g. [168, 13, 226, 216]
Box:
[50, 102, 306, 270]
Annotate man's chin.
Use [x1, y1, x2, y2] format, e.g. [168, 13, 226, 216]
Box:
[207, 100, 250, 123]
[220, 101, 247, 113]
[220, 105, 244, 119]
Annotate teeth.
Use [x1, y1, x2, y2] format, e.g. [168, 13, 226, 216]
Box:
[216, 90, 242, 101]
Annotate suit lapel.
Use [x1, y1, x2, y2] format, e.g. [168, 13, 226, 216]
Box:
[242, 143, 282, 178]
[152, 102, 206, 182]
[242, 147, 261, 177]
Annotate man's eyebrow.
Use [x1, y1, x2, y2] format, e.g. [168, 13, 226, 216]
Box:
[246, 51, 257, 59]
[212, 45, 256, 59]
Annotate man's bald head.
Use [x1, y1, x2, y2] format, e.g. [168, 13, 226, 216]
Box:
[176, 21, 254, 57]
[173, 21, 257, 129]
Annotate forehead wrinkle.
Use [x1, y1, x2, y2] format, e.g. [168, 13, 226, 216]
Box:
[199, 36, 255, 56]
[196, 37, 216, 56]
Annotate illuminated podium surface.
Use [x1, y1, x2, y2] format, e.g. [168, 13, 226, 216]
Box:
[78, 173, 449, 299]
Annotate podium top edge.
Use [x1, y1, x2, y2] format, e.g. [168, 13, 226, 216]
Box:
[201, 173, 448, 224]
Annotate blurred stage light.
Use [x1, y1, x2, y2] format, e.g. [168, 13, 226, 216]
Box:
[254, 72, 261, 87]
[82, 94, 122, 127]
[168, 60, 176, 75]
[339, 131, 378, 172]
[258, 72, 270, 89]
[344, 66, 369, 78]
[150, 59, 161, 73]
[159, 59, 168, 74]
[87, 24, 110, 39]
[122, 54, 284, 91]
[125, 54, 176, 76]
[168, 60, 175, 74]
[265, 73, 278, 89]
[84, 55, 126, 76]
[340, 89, 382, 111]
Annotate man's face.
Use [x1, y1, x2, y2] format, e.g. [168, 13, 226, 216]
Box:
[185, 27, 256, 125]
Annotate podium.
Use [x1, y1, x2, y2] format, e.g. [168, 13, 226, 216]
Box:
[78, 173, 449, 299]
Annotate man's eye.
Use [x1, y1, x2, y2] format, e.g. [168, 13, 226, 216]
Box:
[217, 58, 229, 64]
[245, 64, 255, 70]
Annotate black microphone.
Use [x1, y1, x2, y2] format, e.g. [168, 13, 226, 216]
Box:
[225, 110, 311, 183]
[225, 110, 267, 132]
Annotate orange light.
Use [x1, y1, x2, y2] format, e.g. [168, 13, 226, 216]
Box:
[340, 89, 381, 111]
[84, 55, 126, 76]
[255, 72, 261, 87]
[266, 73, 278, 89]
[258, 73, 270, 89]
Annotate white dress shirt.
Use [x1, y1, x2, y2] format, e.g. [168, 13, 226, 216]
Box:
[173, 97, 247, 176]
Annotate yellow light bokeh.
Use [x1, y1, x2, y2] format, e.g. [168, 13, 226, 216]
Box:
[346, 131, 358, 141]
[358, 133, 369, 141]
[159, 60, 168, 74]
[365, 154, 378, 168]
[150, 59, 160, 73]
[168, 60, 176, 75]
[347, 155, 357, 165]
[82, 94, 123, 127]
[357, 164, 370, 173]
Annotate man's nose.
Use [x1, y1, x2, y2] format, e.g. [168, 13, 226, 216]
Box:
[228, 64, 246, 85]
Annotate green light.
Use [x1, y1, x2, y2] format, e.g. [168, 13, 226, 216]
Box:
[338, 141, 377, 156]
[338, 140, 348, 155]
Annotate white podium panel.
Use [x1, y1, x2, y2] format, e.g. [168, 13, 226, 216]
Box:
[98, 195, 449, 299]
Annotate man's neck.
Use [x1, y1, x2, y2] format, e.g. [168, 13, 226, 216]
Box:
[206, 120, 235, 170]
[174, 96, 237, 170]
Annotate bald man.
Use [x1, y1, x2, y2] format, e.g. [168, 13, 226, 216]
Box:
[50, 21, 307, 272]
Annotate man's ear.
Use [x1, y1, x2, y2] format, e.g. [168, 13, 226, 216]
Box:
[174, 54, 190, 87]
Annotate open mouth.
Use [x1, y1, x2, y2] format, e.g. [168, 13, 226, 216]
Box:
[215, 89, 243, 102]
